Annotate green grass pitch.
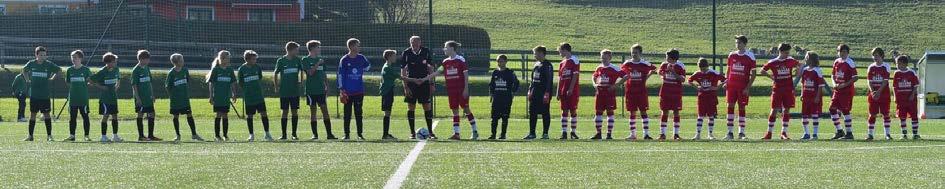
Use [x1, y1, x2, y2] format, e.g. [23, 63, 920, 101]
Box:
[0, 96, 942, 188]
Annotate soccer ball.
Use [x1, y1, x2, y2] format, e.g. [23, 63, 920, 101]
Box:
[416, 128, 431, 140]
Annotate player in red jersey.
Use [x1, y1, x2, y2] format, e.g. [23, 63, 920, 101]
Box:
[591, 50, 626, 140]
[865, 47, 892, 140]
[892, 55, 921, 140]
[687, 58, 725, 140]
[724, 35, 757, 140]
[557, 43, 581, 140]
[615, 44, 656, 140]
[760, 43, 800, 140]
[657, 49, 686, 141]
[830, 44, 859, 140]
[424, 41, 479, 140]
[796, 52, 831, 140]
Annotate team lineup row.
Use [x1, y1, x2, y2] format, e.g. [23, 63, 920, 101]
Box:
[12, 35, 923, 143]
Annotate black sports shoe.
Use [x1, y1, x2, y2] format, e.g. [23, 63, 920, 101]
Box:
[590, 133, 602, 140]
[865, 134, 874, 141]
[487, 135, 497, 140]
[326, 134, 338, 140]
[843, 131, 854, 140]
[559, 132, 568, 140]
[913, 134, 922, 140]
[570, 132, 580, 139]
[522, 134, 536, 140]
[540, 133, 549, 139]
[605, 133, 613, 140]
[643, 134, 653, 140]
[831, 130, 845, 140]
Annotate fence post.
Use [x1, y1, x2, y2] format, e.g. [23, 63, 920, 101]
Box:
[620, 55, 626, 117]
[522, 53, 529, 119]
[711, 0, 718, 70]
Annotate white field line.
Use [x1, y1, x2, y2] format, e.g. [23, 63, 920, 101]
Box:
[383, 120, 439, 189]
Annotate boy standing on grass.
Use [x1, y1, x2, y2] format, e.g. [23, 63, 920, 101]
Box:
[131, 50, 160, 141]
[687, 58, 725, 140]
[21, 46, 61, 141]
[725, 35, 757, 140]
[892, 55, 921, 140]
[239, 50, 273, 141]
[338, 38, 371, 140]
[617, 44, 656, 140]
[207, 50, 237, 142]
[590, 50, 625, 140]
[425, 41, 478, 140]
[489, 54, 519, 140]
[760, 43, 800, 140]
[165, 53, 204, 142]
[797, 52, 830, 140]
[302, 40, 336, 140]
[64, 50, 93, 142]
[13, 72, 28, 122]
[657, 49, 685, 141]
[274, 42, 303, 141]
[830, 44, 858, 140]
[524, 46, 554, 140]
[557, 43, 581, 140]
[865, 48, 892, 140]
[380, 50, 401, 140]
[91, 52, 122, 143]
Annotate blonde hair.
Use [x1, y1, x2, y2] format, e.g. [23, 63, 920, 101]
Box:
[383, 49, 397, 60]
[206, 50, 231, 83]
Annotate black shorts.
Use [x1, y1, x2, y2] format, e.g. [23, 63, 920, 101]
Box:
[213, 106, 230, 113]
[491, 97, 513, 119]
[29, 98, 51, 113]
[404, 83, 432, 104]
[245, 103, 267, 115]
[306, 94, 327, 106]
[529, 99, 550, 115]
[99, 103, 119, 115]
[381, 89, 394, 111]
[280, 97, 300, 110]
[69, 106, 90, 115]
[135, 106, 155, 113]
[170, 107, 192, 115]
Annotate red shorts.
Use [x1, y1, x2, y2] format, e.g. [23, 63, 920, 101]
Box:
[726, 87, 750, 106]
[595, 93, 617, 111]
[869, 100, 891, 115]
[625, 92, 649, 111]
[697, 95, 718, 116]
[830, 91, 854, 113]
[770, 90, 795, 109]
[660, 95, 682, 111]
[447, 93, 469, 109]
[801, 97, 823, 115]
[896, 101, 918, 119]
[559, 95, 579, 110]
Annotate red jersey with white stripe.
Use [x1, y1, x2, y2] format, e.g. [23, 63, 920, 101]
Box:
[688, 70, 725, 97]
[441, 55, 468, 95]
[726, 51, 757, 90]
[621, 60, 655, 94]
[658, 61, 686, 97]
[557, 55, 580, 97]
[593, 64, 626, 95]
[867, 62, 892, 101]
[832, 57, 858, 93]
[800, 67, 826, 99]
[893, 69, 919, 104]
[762, 57, 800, 92]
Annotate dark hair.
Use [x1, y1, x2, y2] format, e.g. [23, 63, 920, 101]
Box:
[533, 46, 547, 54]
[383, 49, 397, 59]
[35, 46, 47, 54]
[778, 43, 792, 52]
[445, 41, 461, 49]
[71, 50, 84, 58]
[665, 49, 680, 60]
[735, 35, 748, 44]
[558, 42, 572, 52]
[698, 58, 709, 67]
[103, 52, 117, 63]
[306, 40, 321, 50]
[497, 54, 508, 61]
[806, 51, 820, 63]
[896, 55, 910, 64]
[631, 44, 643, 53]
[137, 50, 151, 60]
[871, 47, 885, 57]
[837, 43, 850, 52]
[346, 38, 360, 47]
[286, 41, 300, 51]
[243, 50, 258, 59]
